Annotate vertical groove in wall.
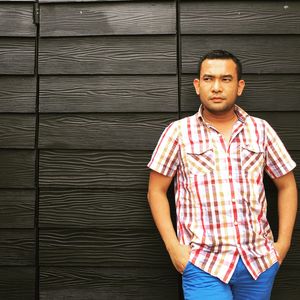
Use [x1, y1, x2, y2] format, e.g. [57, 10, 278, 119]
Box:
[176, 1, 183, 299]
[176, 0, 182, 120]
[34, 1, 40, 299]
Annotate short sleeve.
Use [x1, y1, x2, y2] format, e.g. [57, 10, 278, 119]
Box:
[147, 121, 179, 177]
[264, 121, 296, 179]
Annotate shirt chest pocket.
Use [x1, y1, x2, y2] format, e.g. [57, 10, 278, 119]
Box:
[185, 144, 215, 176]
[241, 142, 265, 174]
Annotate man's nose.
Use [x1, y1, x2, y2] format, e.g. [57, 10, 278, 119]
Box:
[212, 80, 222, 92]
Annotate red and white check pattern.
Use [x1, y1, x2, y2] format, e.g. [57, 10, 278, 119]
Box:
[148, 105, 296, 283]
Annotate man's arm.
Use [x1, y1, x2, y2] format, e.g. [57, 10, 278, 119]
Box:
[272, 171, 298, 265]
[147, 170, 190, 273]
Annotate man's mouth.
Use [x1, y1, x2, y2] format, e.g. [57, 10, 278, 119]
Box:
[210, 97, 225, 102]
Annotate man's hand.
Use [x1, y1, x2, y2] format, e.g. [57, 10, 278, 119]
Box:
[168, 243, 191, 274]
[273, 241, 290, 265]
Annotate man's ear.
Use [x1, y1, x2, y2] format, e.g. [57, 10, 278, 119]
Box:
[237, 79, 245, 96]
[193, 78, 200, 95]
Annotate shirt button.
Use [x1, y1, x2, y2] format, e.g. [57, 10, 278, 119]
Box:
[232, 198, 236, 202]
[234, 221, 238, 226]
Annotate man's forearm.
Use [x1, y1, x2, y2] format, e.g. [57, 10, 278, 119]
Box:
[147, 190, 179, 251]
[277, 184, 298, 246]
[147, 171, 191, 273]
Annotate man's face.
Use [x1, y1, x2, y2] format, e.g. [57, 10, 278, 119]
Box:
[193, 59, 245, 114]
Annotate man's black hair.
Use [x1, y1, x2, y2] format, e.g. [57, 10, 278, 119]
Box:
[197, 50, 243, 80]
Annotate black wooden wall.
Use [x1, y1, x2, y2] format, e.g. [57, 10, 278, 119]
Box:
[0, 0, 299, 299]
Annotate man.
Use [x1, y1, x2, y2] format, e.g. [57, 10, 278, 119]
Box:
[147, 50, 297, 300]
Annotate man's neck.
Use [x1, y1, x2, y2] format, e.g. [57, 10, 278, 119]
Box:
[202, 107, 237, 126]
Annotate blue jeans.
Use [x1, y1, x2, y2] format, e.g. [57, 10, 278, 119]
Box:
[182, 257, 280, 300]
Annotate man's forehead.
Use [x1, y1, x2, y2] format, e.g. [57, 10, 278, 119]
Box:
[200, 59, 237, 75]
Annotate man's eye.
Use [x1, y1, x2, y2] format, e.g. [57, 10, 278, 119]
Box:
[203, 77, 212, 81]
[223, 77, 231, 82]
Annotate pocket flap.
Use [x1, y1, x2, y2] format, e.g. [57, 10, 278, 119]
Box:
[241, 142, 264, 153]
[186, 142, 213, 155]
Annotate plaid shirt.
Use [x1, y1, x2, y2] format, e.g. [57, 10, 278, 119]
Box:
[148, 105, 296, 283]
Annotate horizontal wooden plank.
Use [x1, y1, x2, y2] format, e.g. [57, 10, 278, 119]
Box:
[0, 76, 36, 112]
[0, 150, 35, 188]
[39, 0, 147, 2]
[0, 229, 35, 265]
[0, 3, 35, 37]
[272, 265, 300, 299]
[39, 228, 170, 267]
[40, 267, 178, 300]
[39, 113, 176, 150]
[39, 230, 300, 267]
[0, 39, 35, 75]
[0, 267, 35, 300]
[0, 0, 34, 2]
[39, 148, 299, 188]
[39, 150, 151, 188]
[0, 114, 35, 148]
[181, 35, 300, 74]
[181, 1, 300, 34]
[39, 75, 178, 112]
[40, 1, 175, 36]
[181, 74, 300, 112]
[39, 0, 148, 2]
[39, 188, 155, 229]
[39, 36, 176, 74]
[0, 189, 35, 228]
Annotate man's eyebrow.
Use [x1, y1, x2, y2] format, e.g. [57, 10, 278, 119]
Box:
[201, 74, 234, 78]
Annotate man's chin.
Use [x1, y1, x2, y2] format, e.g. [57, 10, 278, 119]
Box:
[203, 103, 235, 114]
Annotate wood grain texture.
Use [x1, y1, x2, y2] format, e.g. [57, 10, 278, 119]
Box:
[39, 188, 155, 229]
[181, 1, 300, 34]
[181, 74, 300, 112]
[0, 3, 36, 37]
[39, 150, 151, 188]
[39, 75, 178, 112]
[0, 267, 35, 300]
[0, 38, 35, 75]
[285, 231, 300, 267]
[0, 189, 35, 228]
[39, 0, 151, 2]
[0, 0, 34, 2]
[39, 113, 176, 150]
[40, 267, 178, 300]
[0, 150, 35, 188]
[0, 114, 35, 148]
[0, 229, 35, 265]
[272, 265, 300, 300]
[40, 1, 176, 36]
[0, 76, 36, 112]
[39, 36, 176, 74]
[39, 228, 171, 267]
[181, 35, 300, 74]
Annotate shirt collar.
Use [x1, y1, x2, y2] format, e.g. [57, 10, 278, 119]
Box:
[197, 104, 248, 125]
